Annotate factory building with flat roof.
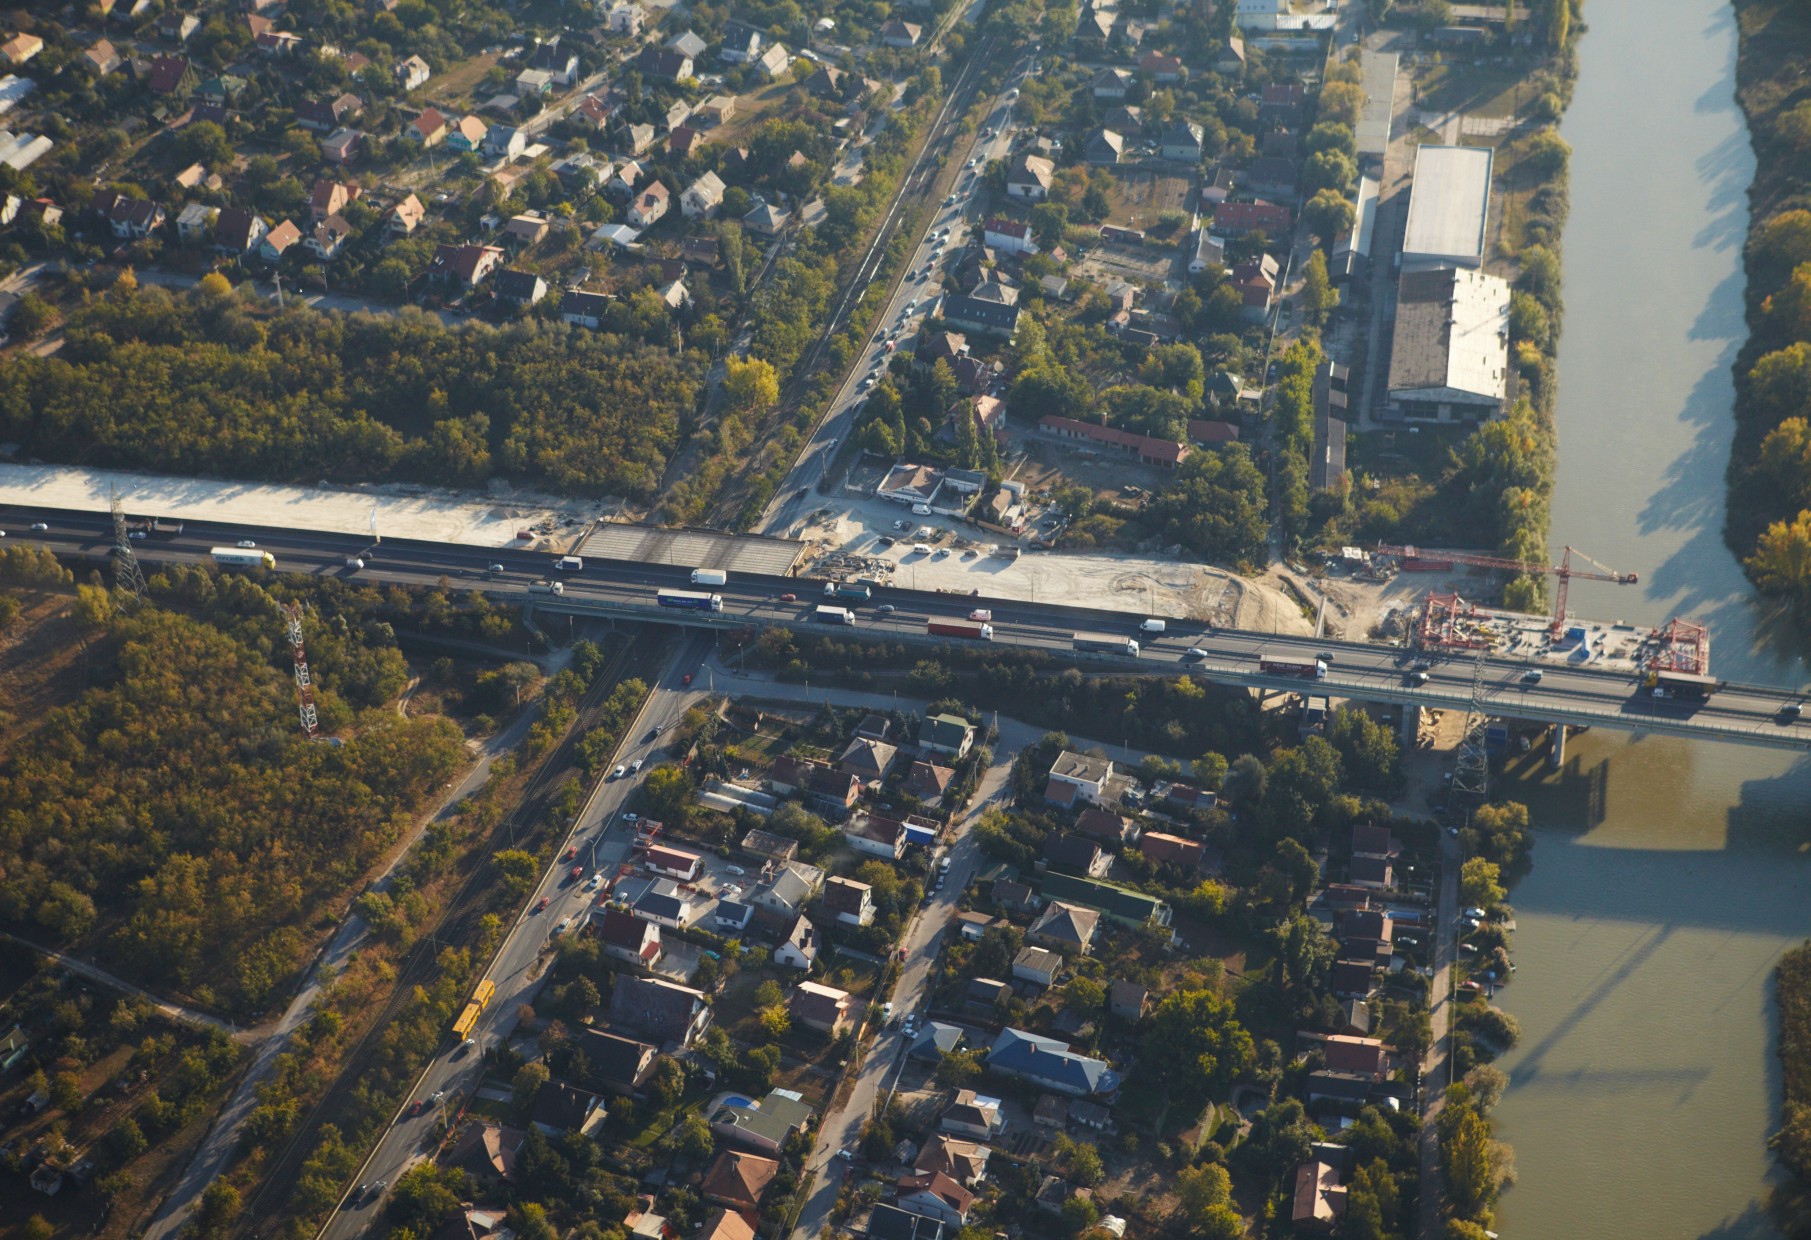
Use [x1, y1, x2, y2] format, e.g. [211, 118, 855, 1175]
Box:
[1401, 145, 1492, 270]
[1384, 266, 1512, 422]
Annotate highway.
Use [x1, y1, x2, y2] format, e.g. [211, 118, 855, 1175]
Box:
[9, 507, 1809, 752]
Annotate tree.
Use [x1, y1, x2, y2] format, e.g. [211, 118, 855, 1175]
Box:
[1523, 128, 1571, 177]
[1194, 1203, 1243, 1240]
[1176, 1162, 1232, 1226]
[1445, 1221, 1493, 1240]
[1303, 149, 1357, 196]
[1749, 509, 1811, 612]
[1327, 707, 1399, 792]
[11, 292, 54, 338]
[1242, 1098, 1318, 1187]
[1063, 976, 1106, 1011]
[494, 849, 541, 900]
[1224, 753, 1267, 804]
[723, 355, 780, 416]
[1459, 858, 1506, 909]
[1319, 81, 1365, 127]
[1343, 1160, 1400, 1240]
[194, 1182, 241, 1238]
[1757, 211, 1811, 272]
[639, 764, 693, 825]
[1061, 1194, 1099, 1233]
[935, 1047, 984, 1088]
[1748, 346, 1811, 426]
[1301, 249, 1337, 325]
[1440, 1100, 1498, 1218]
[664, 1111, 715, 1160]
[72, 582, 115, 630]
[1066, 1141, 1104, 1187]
[1303, 188, 1356, 242]
[1143, 989, 1254, 1101]
[513, 1061, 550, 1110]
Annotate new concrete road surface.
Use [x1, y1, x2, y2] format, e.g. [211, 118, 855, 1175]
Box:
[759, 60, 1034, 534]
[319, 632, 713, 1237]
[8, 510, 1809, 751]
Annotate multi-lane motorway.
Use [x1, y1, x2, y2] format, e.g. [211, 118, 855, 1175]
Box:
[10, 507, 1809, 750]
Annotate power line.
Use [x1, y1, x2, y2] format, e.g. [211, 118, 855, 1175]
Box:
[108, 489, 148, 603]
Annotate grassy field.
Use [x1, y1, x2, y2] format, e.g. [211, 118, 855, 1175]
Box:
[711, 81, 803, 148]
[1416, 63, 1528, 119]
[428, 52, 503, 110]
[1103, 168, 1194, 231]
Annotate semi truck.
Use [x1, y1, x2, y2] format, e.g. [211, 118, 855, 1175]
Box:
[1649, 670, 1720, 700]
[691, 568, 728, 586]
[815, 604, 856, 626]
[529, 580, 565, 596]
[1074, 632, 1139, 656]
[209, 546, 276, 570]
[823, 581, 873, 603]
[928, 617, 994, 641]
[1258, 652, 1328, 679]
[658, 588, 724, 612]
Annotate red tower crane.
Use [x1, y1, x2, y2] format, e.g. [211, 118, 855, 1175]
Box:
[1375, 544, 1640, 637]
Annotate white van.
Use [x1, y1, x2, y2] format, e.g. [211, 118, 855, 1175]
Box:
[1140, 618, 1166, 634]
[911, 503, 932, 516]
[911, 543, 932, 555]
[691, 568, 728, 586]
[556, 555, 584, 572]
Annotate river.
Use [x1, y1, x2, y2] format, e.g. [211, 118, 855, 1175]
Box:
[1487, 0, 1811, 1235]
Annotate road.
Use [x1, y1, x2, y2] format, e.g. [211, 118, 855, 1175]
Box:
[0, 934, 254, 1044]
[10, 508, 1808, 752]
[141, 699, 553, 1240]
[318, 632, 711, 1238]
[1417, 821, 1461, 1238]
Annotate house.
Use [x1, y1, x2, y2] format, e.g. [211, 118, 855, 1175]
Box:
[529, 1080, 608, 1138]
[991, 878, 1037, 915]
[321, 129, 363, 164]
[1027, 901, 1100, 953]
[920, 713, 975, 757]
[1083, 128, 1125, 166]
[1140, 51, 1187, 82]
[607, 2, 645, 36]
[1013, 945, 1062, 987]
[299, 94, 362, 133]
[504, 212, 549, 245]
[751, 862, 825, 921]
[1261, 81, 1305, 123]
[1213, 36, 1247, 75]
[846, 815, 909, 861]
[1159, 120, 1206, 163]
[107, 197, 166, 240]
[597, 906, 663, 967]
[82, 39, 123, 76]
[260, 219, 302, 261]
[1036, 416, 1190, 468]
[1006, 154, 1055, 200]
[807, 767, 863, 816]
[1349, 854, 1394, 889]
[667, 29, 708, 59]
[681, 171, 726, 220]
[1074, 807, 1136, 844]
[939, 295, 1019, 341]
[484, 125, 528, 161]
[628, 182, 670, 228]
[1040, 871, 1172, 928]
[775, 915, 822, 970]
[941, 1089, 1005, 1139]
[741, 828, 799, 865]
[447, 115, 488, 152]
[743, 202, 789, 237]
[1090, 68, 1133, 100]
[573, 93, 614, 132]
[868, 1204, 949, 1240]
[212, 207, 267, 255]
[1233, 256, 1278, 319]
[751, 42, 791, 78]
[965, 977, 1012, 1014]
[790, 979, 852, 1034]
[529, 36, 580, 86]
[1330, 959, 1378, 1000]
[396, 55, 431, 90]
[449, 1123, 527, 1183]
[1245, 156, 1299, 199]
[824, 876, 876, 927]
[579, 1028, 659, 1095]
[1142, 831, 1207, 870]
[1047, 750, 1113, 804]
[310, 180, 359, 223]
[709, 1088, 815, 1154]
[175, 203, 212, 243]
[697, 1211, 756, 1240]
[147, 54, 196, 95]
[1317, 1034, 1389, 1080]
[1353, 824, 1400, 859]
[306, 214, 354, 260]
[585, 227, 640, 257]
[915, 1135, 990, 1187]
[702, 1150, 780, 1213]
[637, 842, 699, 881]
[894, 1172, 975, 1227]
[714, 898, 756, 934]
[838, 736, 899, 783]
[410, 107, 449, 145]
[1045, 833, 1112, 879]
[428, 243, 504, 290]
[256, 30, 305, 57]
[986, 1028, 1117, 1096]
[1212, 200, 1293, 238]
[698, 94, 738, 126]
[0, 33, 41, 65]
[902, 761, 953, 803]
[637, 46, 693, 81]
[807, 65, 858, 102]
[879, 18, 925, 47]
[1108, 979, 1149, 1022]
[609, 975, 710, 1048]
[1292, 1161, 1347, 1233]
[720, 27, 763, 64]
[388, 194, 426, 236]
[910, 1022, 967, 1062]
[982, 218, 1036, 255]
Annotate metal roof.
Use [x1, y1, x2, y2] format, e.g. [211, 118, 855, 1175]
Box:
[1401, 144, 1491, 267]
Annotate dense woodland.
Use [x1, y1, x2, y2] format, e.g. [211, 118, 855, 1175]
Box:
[0, 278, 700, 497]
[0, 565, 466, 1016]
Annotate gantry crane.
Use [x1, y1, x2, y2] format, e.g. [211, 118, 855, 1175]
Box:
[1375, 543, 1640, 639]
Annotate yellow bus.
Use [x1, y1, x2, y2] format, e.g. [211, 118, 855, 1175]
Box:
[450, 979, 497, 1043]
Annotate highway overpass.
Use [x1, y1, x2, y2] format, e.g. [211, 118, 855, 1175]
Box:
[10, 505, 1810, 753]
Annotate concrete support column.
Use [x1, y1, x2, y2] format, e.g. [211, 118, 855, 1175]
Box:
[1400, 705, 1421, 749]
[1549, 722, 1567, 769]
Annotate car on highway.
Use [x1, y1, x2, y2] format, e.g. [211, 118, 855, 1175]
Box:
[945, 194, 956, 206]
[1185, 647, 1208, 659]
[29, 522, 46, 531]
[1409, 671, 1430, 685]
[1521, 668, 1544, 683]
[535, 896, 550, 912]
[966, 157, 977, 168]
[877, 603, 897, 614]
[128, 530, 146, 540]
[622, 811, 640, 823]
[969, 609, 992, 621]
[236, 539, 257, 548]
[487, 562, 505, 574]
[682, 672, 694, 685]
[1783, 701, 1803, 720]
[862, 375, 877, 389]
[568, 864, 584, 883]
[610, 764, 626, 779]
[630, 758, 644, 773]
[1317, 651, 1336, 663]
[553, 917, 572, 936]
[779, 592, 797, 601]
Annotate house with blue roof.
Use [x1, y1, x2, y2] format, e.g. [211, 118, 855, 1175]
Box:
[986, 1028, 1118, 1096]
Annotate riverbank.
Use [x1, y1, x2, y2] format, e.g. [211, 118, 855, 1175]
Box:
[1725, 0, 1811, 616]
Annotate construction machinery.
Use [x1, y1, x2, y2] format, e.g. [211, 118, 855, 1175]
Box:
[1375, 544, 1640, 639]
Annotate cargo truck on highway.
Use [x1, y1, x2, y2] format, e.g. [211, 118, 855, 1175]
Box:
[529, 580, 565, 596]
[691, 568, 728, 586]
[928, 617, 993, 641]
[823, 581, 873, 603]
[1258, 652, 1328, 679]
[658, 588, 724, 612]
[556, 555, 584, 571]
[209, 546, 276, 570]
[1074, 632, 1139, 656]
[152, 517, 184, 534]
[815, 605, 856, 625]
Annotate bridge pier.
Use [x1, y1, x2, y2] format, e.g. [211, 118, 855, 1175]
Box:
[1549, 723, 1567, 769]
[1400, 705, 1421, 750]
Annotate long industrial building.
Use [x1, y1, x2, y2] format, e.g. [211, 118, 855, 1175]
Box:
[1384, 266, 1511, 422]
[1400, 144, 1492, 270]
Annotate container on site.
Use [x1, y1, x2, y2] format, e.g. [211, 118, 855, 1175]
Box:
[929, 617, 993, 641]
[815, 605, 856, 625]
[209, 547, 275, 569]
[1074, 632, 1139, 656]
[691, 568, 728, 586]
[529, 580, 565, 596]
[658, 588, 724, 612]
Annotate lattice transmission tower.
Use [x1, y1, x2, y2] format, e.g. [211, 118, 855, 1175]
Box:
[282, 602, 319, 738]
[1452, 645, 1492, 802]
[108, 490, 148, 602]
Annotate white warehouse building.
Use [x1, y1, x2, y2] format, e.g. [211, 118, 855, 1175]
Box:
[1400, 144, 1492, 271]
